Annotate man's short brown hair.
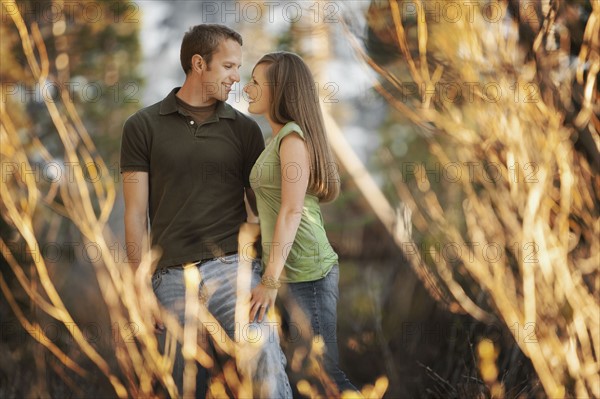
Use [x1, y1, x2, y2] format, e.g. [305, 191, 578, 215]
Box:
[180, 24, 242, 74]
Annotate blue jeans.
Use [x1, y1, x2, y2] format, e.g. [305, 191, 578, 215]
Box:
[152, 254, 292, 398]
[278, 264, 358, 396]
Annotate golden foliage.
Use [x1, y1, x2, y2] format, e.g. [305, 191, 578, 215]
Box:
[353, 0, 599, 397]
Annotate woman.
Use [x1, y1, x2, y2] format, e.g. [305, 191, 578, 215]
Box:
[244, 51, 359, 396]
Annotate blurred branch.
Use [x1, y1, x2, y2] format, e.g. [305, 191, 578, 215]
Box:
[345, 0, 600, 397]
[0, 2, 179, 397]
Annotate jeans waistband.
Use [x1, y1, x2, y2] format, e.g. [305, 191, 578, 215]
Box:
[163, 251, 238, 271]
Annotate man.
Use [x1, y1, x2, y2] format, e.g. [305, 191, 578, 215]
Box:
[120, 24, 291, 398]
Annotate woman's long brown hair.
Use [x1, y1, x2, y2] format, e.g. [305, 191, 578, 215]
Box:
[255, 51, 340, 203]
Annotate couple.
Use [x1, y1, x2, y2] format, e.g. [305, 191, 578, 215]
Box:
[121, 24, 357, 398]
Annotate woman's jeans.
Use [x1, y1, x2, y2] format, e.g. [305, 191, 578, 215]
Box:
[279, 264, 358, 395]
[152, 253, 291, 398]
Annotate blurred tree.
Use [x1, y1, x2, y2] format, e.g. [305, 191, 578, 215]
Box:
[357, 0, 599, 397]
[5, 0, 143, 162]
[1, 1, 142, 397]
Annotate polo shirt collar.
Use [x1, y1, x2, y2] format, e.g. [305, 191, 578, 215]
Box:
[159, 87, 236, 120]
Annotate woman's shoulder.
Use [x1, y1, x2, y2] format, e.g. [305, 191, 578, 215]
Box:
[278, 121, 305, 140]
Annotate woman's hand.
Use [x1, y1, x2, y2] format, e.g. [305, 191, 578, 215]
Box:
[249, 283, 278, 323]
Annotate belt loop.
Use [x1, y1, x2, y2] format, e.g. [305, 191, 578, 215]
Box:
[182, 261, 195, 270]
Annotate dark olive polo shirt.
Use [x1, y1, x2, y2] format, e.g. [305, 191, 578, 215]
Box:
[120, 87, 265, 268]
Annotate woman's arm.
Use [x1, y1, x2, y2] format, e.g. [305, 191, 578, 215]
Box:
[249, 132, 309, 322]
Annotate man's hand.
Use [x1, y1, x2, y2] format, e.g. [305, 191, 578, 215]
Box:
[153, 314, 165, 333]
[132, 254, 164, 334]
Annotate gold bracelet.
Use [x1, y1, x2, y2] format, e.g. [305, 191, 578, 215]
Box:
[261, 275, 281, 289]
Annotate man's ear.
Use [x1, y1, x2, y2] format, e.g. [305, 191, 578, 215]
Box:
[191, 54, 205, 72]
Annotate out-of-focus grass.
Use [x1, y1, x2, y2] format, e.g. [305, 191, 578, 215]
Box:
[346, 1, 599, 397]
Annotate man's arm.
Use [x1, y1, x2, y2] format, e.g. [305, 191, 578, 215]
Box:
[240, 188, 260, 260]
[123, 171, 149, 269]
[245, 187, 259, 221]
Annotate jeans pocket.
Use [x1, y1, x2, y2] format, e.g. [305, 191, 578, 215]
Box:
[325, 264, 340, 300]
[151, 268, 167, 292]
[198, 279, 209, 304]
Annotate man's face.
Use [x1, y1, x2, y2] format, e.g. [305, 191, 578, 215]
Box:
[199, 39, 242, 102]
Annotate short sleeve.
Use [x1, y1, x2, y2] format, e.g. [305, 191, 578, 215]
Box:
[275, 122, 305, 154]
[242, 120, 265, 188]
[120, 114, 150, 173]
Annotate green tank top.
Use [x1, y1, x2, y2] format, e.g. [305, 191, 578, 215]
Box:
[249, 121, 338, 282]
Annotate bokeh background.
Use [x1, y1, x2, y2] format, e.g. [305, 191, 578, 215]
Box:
[1, 1, 598, 398]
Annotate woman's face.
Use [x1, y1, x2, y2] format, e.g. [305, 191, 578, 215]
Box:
[244, 63, 271, 116]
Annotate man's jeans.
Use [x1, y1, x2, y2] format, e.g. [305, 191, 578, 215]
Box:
[279, 264, 359, 395]
[152, 254, 292, 398]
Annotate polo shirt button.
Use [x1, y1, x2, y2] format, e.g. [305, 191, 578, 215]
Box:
[190, 120, 195, 125]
